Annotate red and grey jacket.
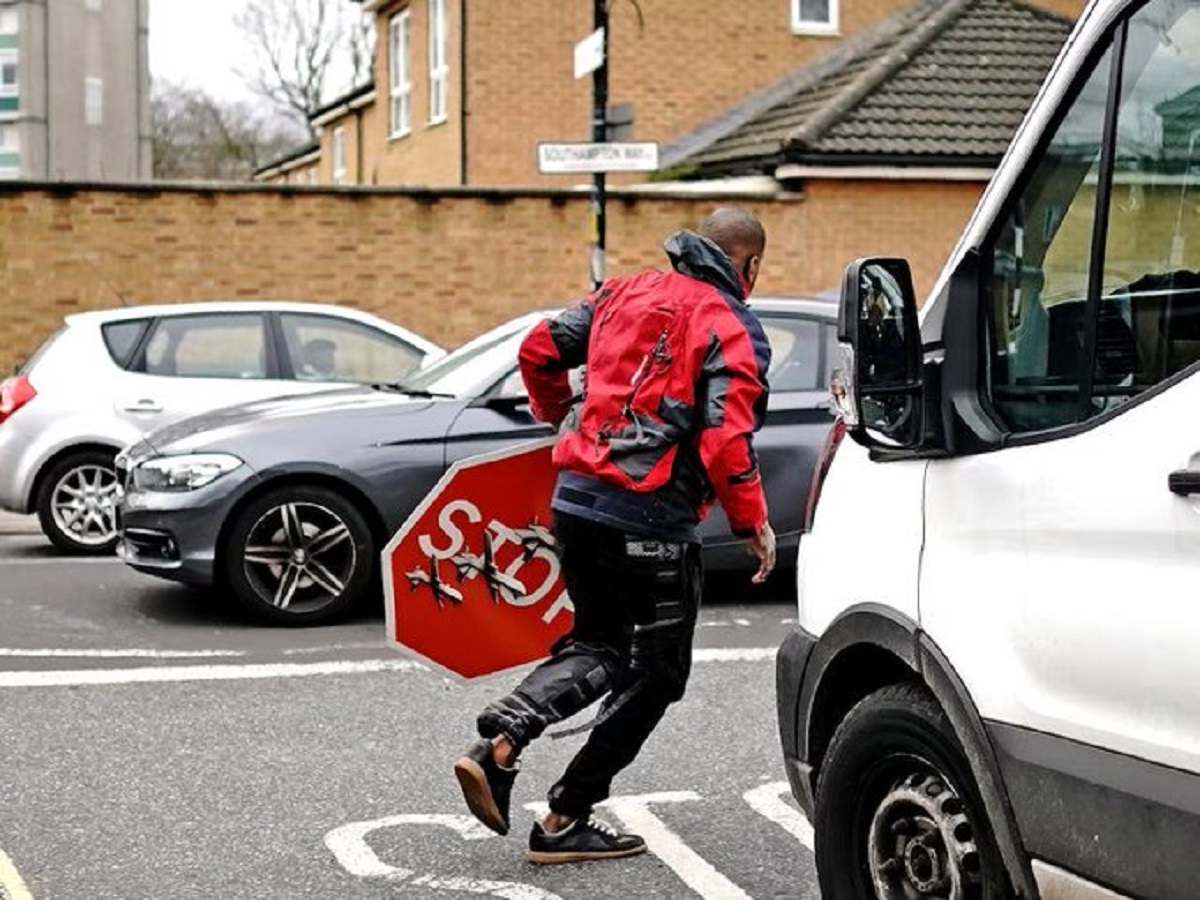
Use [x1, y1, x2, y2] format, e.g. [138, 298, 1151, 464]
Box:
[519, 230, 771, 540]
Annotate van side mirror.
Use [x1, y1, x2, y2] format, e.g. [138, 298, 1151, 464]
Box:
[832, 258, 924, 449]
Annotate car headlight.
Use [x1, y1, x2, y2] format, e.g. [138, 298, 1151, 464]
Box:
[132, 453, 244, 492]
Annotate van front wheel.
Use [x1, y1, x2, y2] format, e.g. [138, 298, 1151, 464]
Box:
[813, 683, 1012, 899]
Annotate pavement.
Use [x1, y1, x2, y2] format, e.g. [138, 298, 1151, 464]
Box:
[0, 511, 38, 535]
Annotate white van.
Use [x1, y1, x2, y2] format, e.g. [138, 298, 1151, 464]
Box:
[777, 0, 1200, 896]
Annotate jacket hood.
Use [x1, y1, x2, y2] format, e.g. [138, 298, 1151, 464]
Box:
[663, 230, 747, 300]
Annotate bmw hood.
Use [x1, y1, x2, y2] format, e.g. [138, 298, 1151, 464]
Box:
[136, 387, 465, 458]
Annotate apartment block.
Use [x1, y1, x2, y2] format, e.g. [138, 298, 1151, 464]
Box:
[0, 0, 151, 182]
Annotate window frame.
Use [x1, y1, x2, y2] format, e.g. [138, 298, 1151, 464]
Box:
[389, 9, 412, 139]
[0, 49, 17, 98]
[84, 75, 103, 126]
[428, 0, 449, 125]
[133, 312, 274, 380]
[331, 126, 346, 184]
[791, 0, 839, 36]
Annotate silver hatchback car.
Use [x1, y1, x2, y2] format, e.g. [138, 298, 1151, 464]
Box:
[0, 301, 443, 554]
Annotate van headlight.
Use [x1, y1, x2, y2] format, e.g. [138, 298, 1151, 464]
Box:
[133, 453, 244, 492]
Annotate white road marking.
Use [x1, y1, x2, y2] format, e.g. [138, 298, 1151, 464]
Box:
[0, 648, 778, 689]
[0, 658, 425, 688]
[1, 556, 119, 565]
[0, 847, 33, 900]
[324, 814, 560, 899]
[0, 648, 245, 659]
[693, 648, 775, 663]
[743, 782, 814, 851]
[600, 793, 754, 900]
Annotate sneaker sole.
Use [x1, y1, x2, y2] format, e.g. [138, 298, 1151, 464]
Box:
[526, 845, 647, 865]
[453, 756, 508, 836]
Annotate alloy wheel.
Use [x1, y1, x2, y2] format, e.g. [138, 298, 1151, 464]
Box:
[50, 463, 121, 549]
[242, 501, 357, 614]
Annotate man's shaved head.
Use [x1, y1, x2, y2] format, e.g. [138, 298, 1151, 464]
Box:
[700, 207, 766, 262]
[699, 207, 766, 295]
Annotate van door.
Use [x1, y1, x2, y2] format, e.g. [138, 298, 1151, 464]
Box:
[920, 2, 1200, 891]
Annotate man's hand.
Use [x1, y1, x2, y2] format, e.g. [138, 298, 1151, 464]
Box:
[746, 522, 776, 584]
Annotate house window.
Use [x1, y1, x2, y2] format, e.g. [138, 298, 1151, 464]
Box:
[0, 50, 16, 97]
[428, 0, 448, 124]
[331, 126, 346, 184]
[792, 0, 838, 34]
[389, 10, 411, 137]
[85, 76, 103, 126]
[0, 7, 18, 33]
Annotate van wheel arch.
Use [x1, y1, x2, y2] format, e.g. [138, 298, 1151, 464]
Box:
[800, 606, 1040, 898]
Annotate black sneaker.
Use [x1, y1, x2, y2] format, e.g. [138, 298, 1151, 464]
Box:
[453, 739, 518, 836]
[526, 816, 647, 865]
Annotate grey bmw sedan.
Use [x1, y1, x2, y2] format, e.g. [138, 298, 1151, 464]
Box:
[116, 300, 835, 625]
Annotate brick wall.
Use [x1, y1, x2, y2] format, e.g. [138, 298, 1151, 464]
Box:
[0, 179, 984, 372]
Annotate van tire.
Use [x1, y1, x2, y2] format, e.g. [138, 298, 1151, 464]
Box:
[814, 683, 1013, 899]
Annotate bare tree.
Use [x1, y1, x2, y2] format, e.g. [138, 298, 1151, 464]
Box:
[151, 80, 303, 181]
[235, 0, 374, 140]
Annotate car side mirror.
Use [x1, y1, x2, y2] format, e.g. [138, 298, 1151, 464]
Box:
[832, 258, 924, 449]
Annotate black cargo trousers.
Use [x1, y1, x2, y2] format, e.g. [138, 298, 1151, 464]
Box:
[476, 510, 703, 820]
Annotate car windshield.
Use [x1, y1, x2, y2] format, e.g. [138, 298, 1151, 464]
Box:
[398, 317, 542, 398]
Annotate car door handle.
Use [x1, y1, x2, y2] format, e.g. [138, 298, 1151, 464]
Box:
[123, 399, 163, 413]
[1168, 469, 1200, 495]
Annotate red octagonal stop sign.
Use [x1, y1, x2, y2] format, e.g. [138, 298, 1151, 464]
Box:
[382, 439, 573, 681]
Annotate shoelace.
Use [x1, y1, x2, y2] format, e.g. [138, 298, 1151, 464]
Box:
[587, 817, 620, 839]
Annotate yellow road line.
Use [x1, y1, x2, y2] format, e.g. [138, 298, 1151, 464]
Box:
[0, 847, 33, 900]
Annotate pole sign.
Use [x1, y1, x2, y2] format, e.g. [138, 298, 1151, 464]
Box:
[537, 141, 660, 174]
[382, 439, 572, 682]
[574, 26, 606, 79]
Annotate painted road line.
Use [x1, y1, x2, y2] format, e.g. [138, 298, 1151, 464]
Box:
[0, 847, 33, 900]
[0, 658, 426, 688]
[0, 648, 778, 689]
[0, 648, 246, 659]
[1, 556, 120, 565]
[743, 781, 815, 851]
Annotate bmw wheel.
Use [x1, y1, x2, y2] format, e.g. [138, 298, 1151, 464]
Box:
[36, 449, 121, 555]
[224, 485, 374, 626]
[814, 683, 1013, 899]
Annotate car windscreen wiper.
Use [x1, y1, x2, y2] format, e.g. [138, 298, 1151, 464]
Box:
[370, 382, 457, 399]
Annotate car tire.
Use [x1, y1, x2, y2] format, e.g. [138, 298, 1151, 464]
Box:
[36, 449, 121, 555]
[223, 484, 374, 626]
[814, 683, 1013, 899]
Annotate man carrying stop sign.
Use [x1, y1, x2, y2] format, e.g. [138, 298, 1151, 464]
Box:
[454, 207, 777, 864]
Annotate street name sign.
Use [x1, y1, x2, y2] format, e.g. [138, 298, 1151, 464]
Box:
[537, 141, 660, 174]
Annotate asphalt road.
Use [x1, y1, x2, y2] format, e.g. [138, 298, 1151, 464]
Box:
[0, 526, 820, 900]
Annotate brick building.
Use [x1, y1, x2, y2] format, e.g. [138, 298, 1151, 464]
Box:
[256, 0, 1085, 188]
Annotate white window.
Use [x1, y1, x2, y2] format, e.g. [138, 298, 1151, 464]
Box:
[0, 50, 16, 97]
[84, 0, 102, 11]
[85, 76, 103, 126]
[428, 0, 448, 124]
[0, 122, 17, 150]
[389, 10, 411, 137]
[331, 126, 346, 184]
[0, 7, 18, 33]
[792, 0, 838, 34]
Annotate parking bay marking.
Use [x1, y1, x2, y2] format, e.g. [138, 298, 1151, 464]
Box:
[0, 648, 776, 689]
[0, 847, 33, 900]
[328, 784, 810, 900]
